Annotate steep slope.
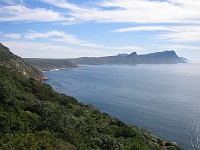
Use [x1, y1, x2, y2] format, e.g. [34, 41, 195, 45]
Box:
[24, 58, 77, 71]
[0, 44, 182, 150]
[70, 51, 186, 65]
[0, 43, 44, 80]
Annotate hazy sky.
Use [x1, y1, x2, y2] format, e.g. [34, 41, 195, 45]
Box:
[0, 0, 200, 61]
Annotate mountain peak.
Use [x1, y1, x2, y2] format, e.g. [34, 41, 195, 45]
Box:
[129, 52, 137, 56]
[163, 50, 177, 55]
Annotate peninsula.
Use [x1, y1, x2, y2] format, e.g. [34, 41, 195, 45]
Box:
[24, 51, 186, 71]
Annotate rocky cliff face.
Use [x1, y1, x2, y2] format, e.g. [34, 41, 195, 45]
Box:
[0, 43, 45, 80]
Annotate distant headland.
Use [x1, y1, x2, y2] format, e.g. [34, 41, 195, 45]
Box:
[69, 50, 186, 65]
[24, 51, 186, 71]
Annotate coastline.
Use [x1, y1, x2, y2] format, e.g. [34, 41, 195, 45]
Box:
[44, 65, 186, 149]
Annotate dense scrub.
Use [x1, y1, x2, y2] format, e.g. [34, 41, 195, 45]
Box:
[0, 67, 182, 150]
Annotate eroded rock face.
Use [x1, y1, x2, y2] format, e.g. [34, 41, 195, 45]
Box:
[0, 43, 45, 80]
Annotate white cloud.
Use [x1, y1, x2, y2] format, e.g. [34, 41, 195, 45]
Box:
[2, 33, 21, 39]
[114, 25, 200, 42]
[24, 30, 104, 48]
[155, 26, 200, 42]
[2, 30, 143, 51]
[0, 0, 18, 5]
[1, 0, 200, 24]
[24, 30, 143, 49]
[2, 40, 136, 58]
[78, 43, 104, 48]
[105, 46, 143, 51]
[57, 0, 200, 24]
[24, 30, 64, 40]
[156, 26, 200, 42]
[159, 45, 200, 51]
[0, 5, 65, 22]
[114, 26, 171, 32]
[42, 0, 88, 12]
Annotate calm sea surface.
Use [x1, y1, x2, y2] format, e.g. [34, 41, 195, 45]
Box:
[45, 63, 200, 150]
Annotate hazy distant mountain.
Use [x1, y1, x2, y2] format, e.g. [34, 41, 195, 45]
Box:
[180, 57, 189, 62]
[69, 50, 186, 65]
[24, 58, 77, 71]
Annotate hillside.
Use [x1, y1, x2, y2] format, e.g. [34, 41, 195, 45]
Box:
[69, 51, 186, 65]
[0, 43, 182, 150]
[24, 58, 77, 71]
[0, 43, 45, 80]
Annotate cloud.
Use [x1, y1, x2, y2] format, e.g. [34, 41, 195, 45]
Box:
[2, 40, 137, 58]
[24, 30, 65, 40]
[0, 5, 66, 22]
[58, 0, 200, 24]
[2, 33, 21, 39]
[2, 30, 143, 52]
[42, 0, 88, 12]
[159, 45, 200, 51]
[156, 26, 200, 42]
[0, 0, 20, 5]
[1, 0, 199, 24]
[105, 46, 143, 51]
[24, 30, 143, 49]
[24, 30, 104, 48]
[114, 25, 200, 42]
[114, 26, 171, 32]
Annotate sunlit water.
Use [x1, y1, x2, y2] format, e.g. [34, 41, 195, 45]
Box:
[45, 63, 200, 150]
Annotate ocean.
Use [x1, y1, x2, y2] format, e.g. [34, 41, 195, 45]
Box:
[44, 63, 200, 150]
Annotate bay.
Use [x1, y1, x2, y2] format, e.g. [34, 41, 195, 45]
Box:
[45, 63, 200, 150]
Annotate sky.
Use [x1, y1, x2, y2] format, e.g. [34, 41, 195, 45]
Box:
[0, 0, 200, 61]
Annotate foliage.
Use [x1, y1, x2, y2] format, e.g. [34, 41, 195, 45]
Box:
[0, 67, 182, 150]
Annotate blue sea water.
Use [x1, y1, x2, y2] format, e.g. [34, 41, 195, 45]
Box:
[44, 64, 200, 150]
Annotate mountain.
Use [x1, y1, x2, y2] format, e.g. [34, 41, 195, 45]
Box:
[0, 43, 45, 80]
[24, 58, 77, 71]
[24, 51, 185, 69]
[0, 43, 182, 150]
[180, 57, 189, 62]
[69, 50, 186, 65]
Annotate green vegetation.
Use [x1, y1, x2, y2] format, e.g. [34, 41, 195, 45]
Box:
[0, 43, 44, 80]
[24, 58, 77, 71]
[0, 43, 182, 149]
[0, 67, 182, 150]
